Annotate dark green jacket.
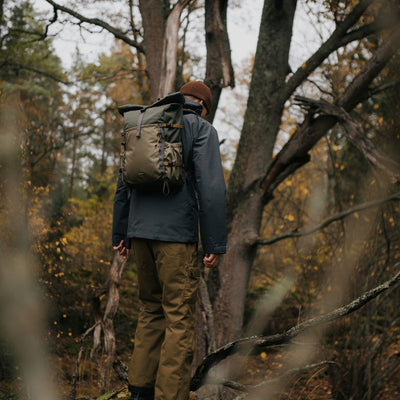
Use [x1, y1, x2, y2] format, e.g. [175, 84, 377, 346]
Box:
[112, 99, 227, 254]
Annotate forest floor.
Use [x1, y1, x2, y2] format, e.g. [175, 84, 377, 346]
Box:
[3, 348, 400, 400]
[1, 335, 400, 399]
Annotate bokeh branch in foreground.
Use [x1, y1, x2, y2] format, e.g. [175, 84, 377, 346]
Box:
[0, 94, 59, 399]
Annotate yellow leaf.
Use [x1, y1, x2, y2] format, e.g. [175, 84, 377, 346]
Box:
[286, 214, 295, 221]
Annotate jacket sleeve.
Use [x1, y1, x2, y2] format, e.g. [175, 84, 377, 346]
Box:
[112, 174, 131, 249]
[192, 120, 227, 254]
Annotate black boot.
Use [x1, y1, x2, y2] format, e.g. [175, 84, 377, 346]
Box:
[129, 385, 155, 400]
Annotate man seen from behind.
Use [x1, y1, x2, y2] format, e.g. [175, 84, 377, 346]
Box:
[112, 81, 227, 400]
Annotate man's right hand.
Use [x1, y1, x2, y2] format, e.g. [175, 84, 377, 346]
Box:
[203, 253, 220, 268]
[113, 240, 130, 258]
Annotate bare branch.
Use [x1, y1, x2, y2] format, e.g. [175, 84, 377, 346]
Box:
[339, 25, 400, 110]
[44, 0, 144, 52]
[283, 0, 377, 101]
[340, 1, 400, 47]
[368, 77, 400, 97]
[260, 25, 400, 199]
[1, 61, 69, 84]
[190, 268, 400, 390]
[257, 191, 400, 246]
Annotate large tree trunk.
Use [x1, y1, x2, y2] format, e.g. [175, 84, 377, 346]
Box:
[209, 0, 400, 349]
[209, 0, 298, 345]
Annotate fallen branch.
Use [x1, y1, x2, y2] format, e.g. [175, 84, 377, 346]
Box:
[190, 268, 400, 391]
[89, 253, 127, 393]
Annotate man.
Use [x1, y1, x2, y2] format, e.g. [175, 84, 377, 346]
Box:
[112, 81, 227, 400]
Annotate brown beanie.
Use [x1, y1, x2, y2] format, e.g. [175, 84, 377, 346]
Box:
[180, 81, 212, 114]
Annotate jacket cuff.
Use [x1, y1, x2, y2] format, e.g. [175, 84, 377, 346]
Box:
[203, 243, 226, 254]
[112, 235, 131, 249]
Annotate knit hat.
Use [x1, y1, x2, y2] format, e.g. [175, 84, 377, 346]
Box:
[180, 81, 212, 114]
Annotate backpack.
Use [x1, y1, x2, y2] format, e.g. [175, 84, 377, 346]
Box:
[118, 92, 185, 195]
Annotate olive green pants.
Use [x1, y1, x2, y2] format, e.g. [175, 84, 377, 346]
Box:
[128, 239, 199, 400]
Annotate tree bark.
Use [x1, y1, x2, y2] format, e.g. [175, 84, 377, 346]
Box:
[158, 0, 194, 98]
[138, 0, 168, 100]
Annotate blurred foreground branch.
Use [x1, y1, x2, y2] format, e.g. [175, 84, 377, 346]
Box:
[0, 94, 59, 399]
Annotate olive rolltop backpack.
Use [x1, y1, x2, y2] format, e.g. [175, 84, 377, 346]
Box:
[118, 92, 185, 195]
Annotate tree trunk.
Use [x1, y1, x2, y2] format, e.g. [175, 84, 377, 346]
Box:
[209, 0, 298, 345]
[209, 1, 400, 349]
[140, 0, 194, 100]
[139, 0, 168, 100]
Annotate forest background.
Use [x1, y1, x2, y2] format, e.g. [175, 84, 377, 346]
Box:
[1, 0, 400, 399]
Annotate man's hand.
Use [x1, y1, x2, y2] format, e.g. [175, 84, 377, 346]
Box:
[203, 253, 220, 268]
[113, 240, 130, 258]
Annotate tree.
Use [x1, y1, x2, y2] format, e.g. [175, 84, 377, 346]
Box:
[212, 0, 400, 346]
[44, 0, 234, 112]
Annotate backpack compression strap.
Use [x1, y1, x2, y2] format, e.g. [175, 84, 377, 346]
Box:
[160, 123, 183, 129]
[136, 108, 147, 138]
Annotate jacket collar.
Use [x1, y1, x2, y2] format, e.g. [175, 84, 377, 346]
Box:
[183, 97, 203, 116]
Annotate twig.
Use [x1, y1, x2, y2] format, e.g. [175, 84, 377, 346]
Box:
[44, 0, 144, 52]
[257, 192, 400, 245]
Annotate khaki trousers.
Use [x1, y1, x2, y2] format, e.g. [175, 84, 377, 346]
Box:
[128, 239, 199, 400]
